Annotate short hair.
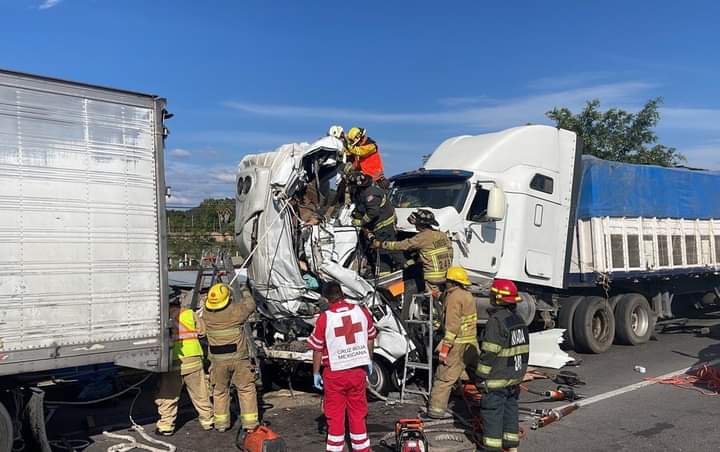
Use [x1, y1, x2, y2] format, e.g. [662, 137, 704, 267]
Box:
[321, 281, 345, 302]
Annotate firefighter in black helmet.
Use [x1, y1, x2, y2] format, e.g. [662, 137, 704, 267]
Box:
[348, 172, 402, 277]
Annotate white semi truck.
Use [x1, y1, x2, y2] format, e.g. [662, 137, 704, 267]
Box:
[0, 70, 170, 451]
[391, 125, 720, 353]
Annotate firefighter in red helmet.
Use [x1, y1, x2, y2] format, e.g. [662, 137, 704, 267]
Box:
[475, 279, 529, 451]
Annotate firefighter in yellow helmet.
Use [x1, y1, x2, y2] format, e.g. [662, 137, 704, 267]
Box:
[427, 266, 478, 419]
[344, 127, 388, 188]
[200, 283, 259, 432]
[154, 292, 214, 435]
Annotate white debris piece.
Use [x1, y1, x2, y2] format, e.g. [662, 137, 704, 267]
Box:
[529, 329, 573, 369]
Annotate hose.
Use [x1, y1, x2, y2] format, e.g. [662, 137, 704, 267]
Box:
[44, 374, 152, 406]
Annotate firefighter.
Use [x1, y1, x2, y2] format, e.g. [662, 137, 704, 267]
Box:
[345, 127, 388, 188]
[475, 279, 529, 451]
[154, 294, 214, 435]
[201, 283, 259, 433]
[348, 172, 403, 276]
[426, 266, 478, 419]
[307, 281, 376, 452]
[373, 209, 453, 296]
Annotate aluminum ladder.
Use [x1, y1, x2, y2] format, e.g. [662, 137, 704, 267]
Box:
[400, 292, 435, 403]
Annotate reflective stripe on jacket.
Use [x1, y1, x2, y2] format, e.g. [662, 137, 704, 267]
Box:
[476, 307, 529, 389]
[442, 286, 478, 346]
[384, 229, 453, 284]
[172, 308, 204, 374]
[348, 139, 384, 181]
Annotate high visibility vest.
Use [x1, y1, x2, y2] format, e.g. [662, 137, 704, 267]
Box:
[351, 145, 385, 181]
[324, 306, 371, 371]
[173, 309, 203, 361]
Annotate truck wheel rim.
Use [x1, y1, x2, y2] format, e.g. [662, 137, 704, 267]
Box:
[592, 310, 610, 341]
[631, 305, 649, 337]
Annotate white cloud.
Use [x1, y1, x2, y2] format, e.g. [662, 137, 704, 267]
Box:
[169, 148, 192, 158]
[661, 107, 720, 132]
[164, 160, 237, 207]
[526, 72, 615, 91]
[225, 81, 656, 129]
[681, 143, 720, 171]
[38, 0, 62, 10]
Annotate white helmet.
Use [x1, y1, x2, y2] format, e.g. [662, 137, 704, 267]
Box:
[328, 125, 344, 139]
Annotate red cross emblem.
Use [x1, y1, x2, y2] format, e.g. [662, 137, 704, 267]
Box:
[334, 315, 363, 345]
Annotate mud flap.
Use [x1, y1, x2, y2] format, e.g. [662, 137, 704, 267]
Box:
[26, 388, 51, 452]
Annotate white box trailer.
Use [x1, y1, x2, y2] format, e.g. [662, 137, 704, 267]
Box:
[391, 125, 720, 354]
[0, 69, 170, 450]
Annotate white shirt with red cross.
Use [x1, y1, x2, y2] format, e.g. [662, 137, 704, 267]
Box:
[307, 300, 377, 371]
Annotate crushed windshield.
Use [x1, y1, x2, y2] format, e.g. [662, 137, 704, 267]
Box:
[390, 177, 470, 212]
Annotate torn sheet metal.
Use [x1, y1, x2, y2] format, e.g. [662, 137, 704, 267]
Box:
[528, 329, 573, 369]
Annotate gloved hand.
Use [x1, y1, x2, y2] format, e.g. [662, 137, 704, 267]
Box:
[313, 373, 324, 391]
[371, 240, 382, 249]
[367, 362, 374, 376]
[351, 218, 362, 227]
[438, 342, 451, 365]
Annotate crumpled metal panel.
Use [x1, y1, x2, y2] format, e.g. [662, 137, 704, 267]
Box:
[0, 82, 161, 352]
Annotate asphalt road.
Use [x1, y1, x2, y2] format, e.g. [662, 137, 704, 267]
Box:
[46, 309, 720, 452]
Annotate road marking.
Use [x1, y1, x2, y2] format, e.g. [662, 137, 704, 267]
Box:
[557, 357, 720, 411]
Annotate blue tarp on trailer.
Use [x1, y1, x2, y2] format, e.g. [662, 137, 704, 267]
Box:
[577, 156, 720, 219]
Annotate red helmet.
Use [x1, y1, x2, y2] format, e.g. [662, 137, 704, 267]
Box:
[490, 279, 522, 304]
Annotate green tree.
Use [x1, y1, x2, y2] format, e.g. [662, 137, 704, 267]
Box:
[546, 97, 685, 166]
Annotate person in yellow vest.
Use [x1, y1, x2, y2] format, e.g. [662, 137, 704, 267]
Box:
[154, 295, 214, 435]
[201, 283, 259, 433]
[427, 266, 478, 419]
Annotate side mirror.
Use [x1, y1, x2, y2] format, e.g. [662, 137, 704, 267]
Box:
[485, 186, 506, 221]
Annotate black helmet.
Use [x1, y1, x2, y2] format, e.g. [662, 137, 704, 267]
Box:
[408, 209, 439, 227]
[348, 171, 372, 187]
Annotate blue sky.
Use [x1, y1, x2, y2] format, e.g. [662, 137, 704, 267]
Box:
[3, 0, 720, 206]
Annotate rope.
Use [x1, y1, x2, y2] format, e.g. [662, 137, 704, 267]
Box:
[228, 196, 293, 287]
[645, 364, 720, 396]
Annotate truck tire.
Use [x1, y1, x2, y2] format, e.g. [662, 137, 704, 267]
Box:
[614, 293, 655, 345]
[0, 401, 12, 452]
[367, 356, 390, 397]
[557, 296, 583, 350]
[573, 296, 615, 354]
[516, 292, 537, 326]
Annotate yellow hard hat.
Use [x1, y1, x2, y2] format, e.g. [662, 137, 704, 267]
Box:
[446, 266, 471, 286]
[205, 283, 231, 310]
[346, 127, 366, 146]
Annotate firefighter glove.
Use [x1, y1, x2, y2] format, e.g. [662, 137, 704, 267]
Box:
[313, 373, 324, 391]
[371, 240, 381, 249]
[438, 342, 451, 365]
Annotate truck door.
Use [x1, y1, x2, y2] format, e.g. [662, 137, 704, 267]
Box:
[455, 183, 505, 279]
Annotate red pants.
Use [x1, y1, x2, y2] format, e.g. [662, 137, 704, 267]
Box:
[323, 367, 370, 452]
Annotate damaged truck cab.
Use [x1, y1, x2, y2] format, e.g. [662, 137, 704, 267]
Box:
[235, 136, 411, 393]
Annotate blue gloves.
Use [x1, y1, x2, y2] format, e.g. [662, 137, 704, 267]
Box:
[313, 373, 323, 391]
[367, 362, 374, 376]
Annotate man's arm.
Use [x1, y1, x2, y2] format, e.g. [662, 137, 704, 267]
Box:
[347, 141, 378, 158]
[312, 350, 322, 375]
[476, 316, 502, 378]
[382, 234, 421, 252]
[236, 286, 257, 324]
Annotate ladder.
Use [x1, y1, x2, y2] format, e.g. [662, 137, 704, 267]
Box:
[190, 248, 236, 310]
[400, 292, 435, 403]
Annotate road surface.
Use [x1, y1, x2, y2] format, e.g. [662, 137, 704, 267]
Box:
[45, 309, 720, 451]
